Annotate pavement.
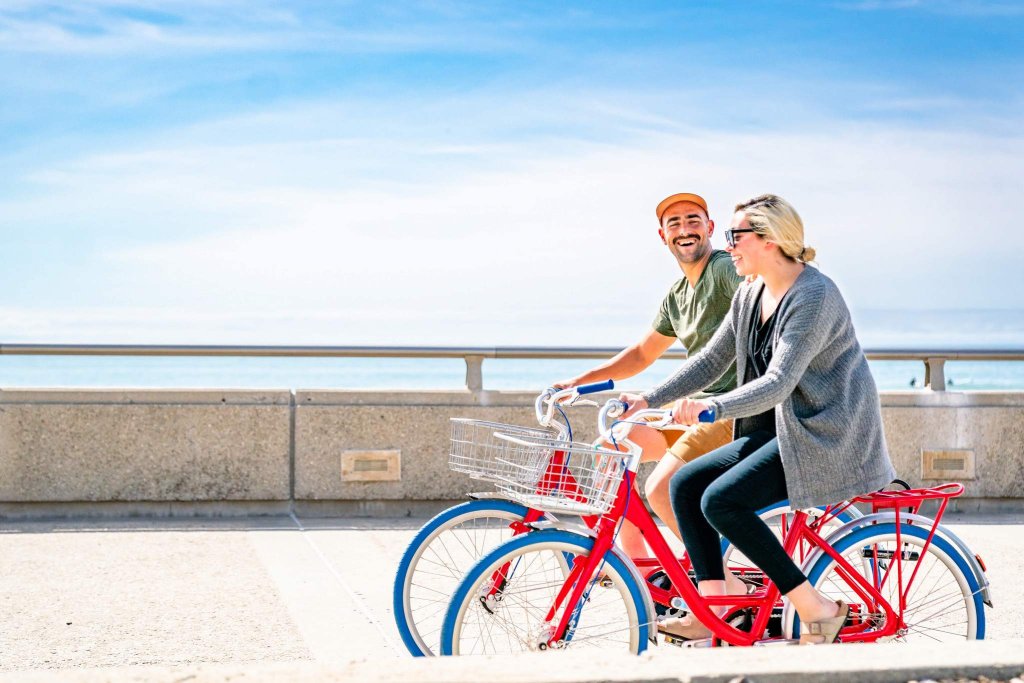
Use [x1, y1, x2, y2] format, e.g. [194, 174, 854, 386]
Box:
[2, 509, 1024, 682]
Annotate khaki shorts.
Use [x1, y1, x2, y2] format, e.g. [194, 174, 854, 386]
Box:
[661, 417, 734, 463]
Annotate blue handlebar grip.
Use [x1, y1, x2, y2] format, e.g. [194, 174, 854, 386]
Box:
[698, 407, 717, 423]
[577, 379, 614, 395]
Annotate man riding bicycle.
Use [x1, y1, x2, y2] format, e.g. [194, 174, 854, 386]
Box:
[553, 192, 742, 563]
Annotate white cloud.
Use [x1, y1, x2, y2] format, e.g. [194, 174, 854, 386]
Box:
[0, 1, 543, 55]
[3, 94, 1021, 346]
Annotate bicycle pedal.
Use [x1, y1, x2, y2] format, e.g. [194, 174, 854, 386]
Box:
[664, 634, 713, 648]
[681, 637, 714, 648]
[753, 638, 800, 647]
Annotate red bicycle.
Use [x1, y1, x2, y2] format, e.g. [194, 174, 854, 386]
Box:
[439, 400, 988, 654]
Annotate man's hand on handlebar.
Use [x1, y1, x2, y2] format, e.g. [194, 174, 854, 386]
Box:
[671, 398, 712, 426]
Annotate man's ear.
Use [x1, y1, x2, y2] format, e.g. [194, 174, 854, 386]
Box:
[706, 219, 715, 236]
[658, 228, 667, 244]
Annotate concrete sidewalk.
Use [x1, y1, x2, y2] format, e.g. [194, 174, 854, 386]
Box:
[4, 642, 1024, 683]
[1, 511, 1022, 681]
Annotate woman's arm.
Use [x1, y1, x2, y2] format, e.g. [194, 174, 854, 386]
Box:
[640, 299, 738, 407]
[707, 281, 834, 420]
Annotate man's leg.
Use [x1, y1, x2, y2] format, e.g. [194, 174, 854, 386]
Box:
[610, 424, 669, 560]
[658, 431, 776, 639]
[644, 419, 735, 543]
[645, 419, 744, 593]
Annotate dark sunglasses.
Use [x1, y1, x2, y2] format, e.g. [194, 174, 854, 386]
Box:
[724, 228, 759, 248]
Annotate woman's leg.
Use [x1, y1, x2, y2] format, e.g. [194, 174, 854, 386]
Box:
[668, 431, 777, 583]
[699, 437, 805, 594]
[698, 439, 844, 640]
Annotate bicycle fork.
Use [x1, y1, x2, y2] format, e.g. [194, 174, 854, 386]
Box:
[533, 526, 618, 649]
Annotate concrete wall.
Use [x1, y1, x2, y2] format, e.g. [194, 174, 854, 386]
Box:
[0, 390, 291, 507]
[1, 387, 1022, 516]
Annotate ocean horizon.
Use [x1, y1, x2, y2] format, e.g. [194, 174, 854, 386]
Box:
[1, 309, 1022, 392]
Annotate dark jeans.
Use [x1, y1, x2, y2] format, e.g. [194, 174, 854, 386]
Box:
[668, 431, 808, 595]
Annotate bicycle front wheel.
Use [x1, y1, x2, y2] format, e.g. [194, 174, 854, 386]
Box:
[393, 498, 538, 656]
[793, 522, 985, 642]
[440, 529, 650, 655]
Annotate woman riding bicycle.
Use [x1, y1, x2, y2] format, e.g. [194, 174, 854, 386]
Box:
[620, 193, 896, 644]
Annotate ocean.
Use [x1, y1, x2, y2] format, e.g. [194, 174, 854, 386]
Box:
[1, 310, 1021, 392]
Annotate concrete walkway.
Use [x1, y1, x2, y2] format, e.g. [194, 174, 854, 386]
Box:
[1, 511, 1022, 681]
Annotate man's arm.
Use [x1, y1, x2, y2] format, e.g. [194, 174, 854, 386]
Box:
[553, 328, 676, 388]
[640, 298, 740, 407]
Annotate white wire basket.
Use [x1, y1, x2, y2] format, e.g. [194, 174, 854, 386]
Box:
[489, 434, 631, 516]
[449, 418, 560, 484]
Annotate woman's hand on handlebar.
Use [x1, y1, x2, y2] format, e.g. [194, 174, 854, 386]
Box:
[671, 398, 712, 426]
[618, 393, 648, 419]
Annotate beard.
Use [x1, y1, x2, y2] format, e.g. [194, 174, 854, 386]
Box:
[672, 236, 712, 264]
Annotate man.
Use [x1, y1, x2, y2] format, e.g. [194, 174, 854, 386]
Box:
[554, 192, 742, 561]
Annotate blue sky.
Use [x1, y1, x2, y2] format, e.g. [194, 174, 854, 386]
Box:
[1, 1, 1022, 345]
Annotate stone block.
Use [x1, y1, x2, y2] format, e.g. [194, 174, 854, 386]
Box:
[293, 391, 607, 502]
[0, 390, 291, 502]
[879, 401, 1024, 498]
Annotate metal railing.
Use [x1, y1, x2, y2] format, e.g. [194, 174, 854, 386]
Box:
[3, 343, 1023, 392]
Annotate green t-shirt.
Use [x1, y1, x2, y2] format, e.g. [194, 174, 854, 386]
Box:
[652, 250, 743, 396]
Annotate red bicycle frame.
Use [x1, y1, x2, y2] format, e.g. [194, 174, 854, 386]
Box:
[531, 472, 963, 646]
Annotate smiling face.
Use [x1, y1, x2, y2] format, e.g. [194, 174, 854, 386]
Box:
[658, 201, 714, 265]
[726, 210, 770, 277]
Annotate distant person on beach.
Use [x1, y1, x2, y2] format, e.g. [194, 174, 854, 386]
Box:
[552, 192, 742, 560]
[621, 193, 896, 642]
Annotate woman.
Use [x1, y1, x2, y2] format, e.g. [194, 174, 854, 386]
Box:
[620, 193, 896, 644]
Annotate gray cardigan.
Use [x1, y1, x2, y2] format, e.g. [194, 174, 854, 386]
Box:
[642, 266, 895, 509]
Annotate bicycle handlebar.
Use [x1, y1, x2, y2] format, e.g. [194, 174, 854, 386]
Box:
[576, 379, 615, 395]
[597, 399, 716, 438]
[533, 380, 617, 427]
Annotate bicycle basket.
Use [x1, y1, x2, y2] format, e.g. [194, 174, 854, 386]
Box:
[490, 435, 630, 516]
[449, 418, 560, 484]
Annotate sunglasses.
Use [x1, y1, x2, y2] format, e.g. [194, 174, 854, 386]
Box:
[724, 228, 759, 248]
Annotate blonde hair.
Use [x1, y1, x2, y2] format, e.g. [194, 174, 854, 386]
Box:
[734, 194, 816, 263]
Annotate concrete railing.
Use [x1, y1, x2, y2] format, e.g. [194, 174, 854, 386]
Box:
[2, 385, 1023, 517]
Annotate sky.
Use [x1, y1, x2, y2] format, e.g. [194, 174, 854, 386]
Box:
[1, 0, 1022, 346]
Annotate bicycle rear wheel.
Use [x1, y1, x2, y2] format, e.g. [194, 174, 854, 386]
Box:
[791, 523, 984, 642]
[441, 529, 650, 655]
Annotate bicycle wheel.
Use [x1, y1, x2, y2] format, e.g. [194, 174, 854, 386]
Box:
[720, 503, 856, 588]
[393, 499, 539, 656]
[792, 523, 985, 642]
[440, 529, 650, 655]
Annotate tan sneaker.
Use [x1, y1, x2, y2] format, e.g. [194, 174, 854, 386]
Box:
[658, 615, 712, 641]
